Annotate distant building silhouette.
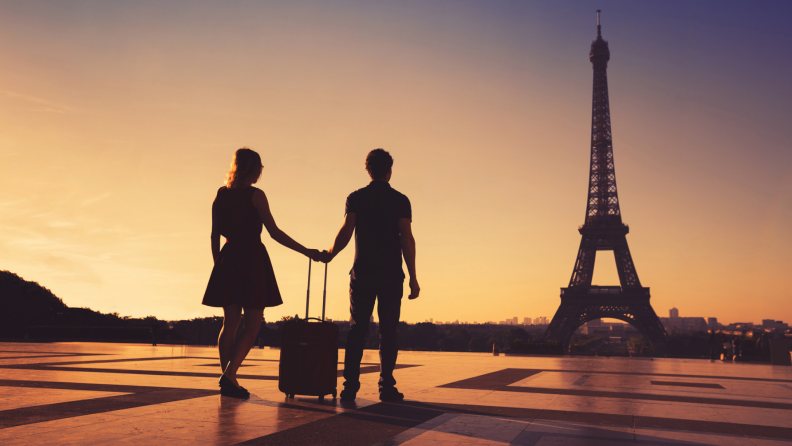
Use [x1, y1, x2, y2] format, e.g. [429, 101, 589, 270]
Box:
[763, 319, 790, 330]
[659, 316, 707, 334]
[670, 308, 679, 318]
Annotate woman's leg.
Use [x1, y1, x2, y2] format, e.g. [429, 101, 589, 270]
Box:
[223, 308, 264, 387]
[219, 305, 243, 373]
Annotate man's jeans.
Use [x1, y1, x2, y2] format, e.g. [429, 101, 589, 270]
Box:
[343, 279, 403, 393]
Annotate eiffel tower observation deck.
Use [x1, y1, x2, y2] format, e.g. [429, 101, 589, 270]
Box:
[544, 11, 668, 347]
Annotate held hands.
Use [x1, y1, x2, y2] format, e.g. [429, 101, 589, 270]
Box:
[318, 250, 332, 263]
[306, 249, 323, 262]
[408, 277, 420, 300]
[307, 249, 333, 264]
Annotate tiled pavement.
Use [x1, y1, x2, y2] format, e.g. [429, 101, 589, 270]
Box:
[1, 343, 792, 445]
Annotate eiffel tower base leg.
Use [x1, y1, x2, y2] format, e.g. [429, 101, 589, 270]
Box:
[543, 290, 668, 349]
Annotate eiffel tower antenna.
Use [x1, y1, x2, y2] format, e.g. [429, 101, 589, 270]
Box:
[543, 12, 667, 349]
[597, 10, 601, 37]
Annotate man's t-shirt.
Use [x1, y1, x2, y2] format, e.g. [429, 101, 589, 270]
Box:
[345, 181, 412, 283]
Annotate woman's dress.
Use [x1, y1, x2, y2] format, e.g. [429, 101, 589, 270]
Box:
[202, 186, 283, 309]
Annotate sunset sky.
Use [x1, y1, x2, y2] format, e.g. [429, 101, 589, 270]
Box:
[1, 1, 791, 326]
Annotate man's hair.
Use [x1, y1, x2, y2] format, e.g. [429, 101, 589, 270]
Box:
[365, 149, 393, 180]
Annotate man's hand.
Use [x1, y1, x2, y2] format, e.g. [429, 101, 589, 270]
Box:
[408, 278, 420, 300]
[399, 218, 418, 299]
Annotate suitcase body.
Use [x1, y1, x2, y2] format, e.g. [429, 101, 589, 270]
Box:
[278, 260, 339, 399]
[278, 318, 338, 398]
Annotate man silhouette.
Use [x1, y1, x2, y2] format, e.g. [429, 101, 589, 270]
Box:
[325, 148, 419, 402]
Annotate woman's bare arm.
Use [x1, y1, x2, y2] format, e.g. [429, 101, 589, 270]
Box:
[252, 189, 320, 259]
[211, 193, 221, 263]
[211, 234, 221, 263]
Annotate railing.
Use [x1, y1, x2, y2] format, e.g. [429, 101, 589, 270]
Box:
[561, 286, 649, 296]
[578, 223, 629, 230]
[561, 286, 621, 295]
[588, 286, 621, 294]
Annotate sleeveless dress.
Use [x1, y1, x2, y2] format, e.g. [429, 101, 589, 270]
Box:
[202, 186, 283, 309]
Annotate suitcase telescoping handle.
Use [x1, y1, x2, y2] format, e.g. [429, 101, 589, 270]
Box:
[305, 258, 328, 321]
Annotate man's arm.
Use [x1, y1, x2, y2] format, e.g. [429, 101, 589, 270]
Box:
[328, 213, 356, 261]
[399, 218, 419, 299]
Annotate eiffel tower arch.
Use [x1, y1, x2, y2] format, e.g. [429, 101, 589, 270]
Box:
[544, 11, 667, 348]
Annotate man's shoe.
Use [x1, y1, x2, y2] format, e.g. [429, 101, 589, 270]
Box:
[379, 388, 404, 402]
[340, 389, 357, 401]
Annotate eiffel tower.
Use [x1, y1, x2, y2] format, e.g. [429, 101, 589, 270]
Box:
[544, 11, 667, 347]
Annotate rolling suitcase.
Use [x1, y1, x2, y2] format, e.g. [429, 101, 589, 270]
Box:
[278, 259, 339, 400]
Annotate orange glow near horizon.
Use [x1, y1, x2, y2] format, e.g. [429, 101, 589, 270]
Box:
[1, 2, 791, 325]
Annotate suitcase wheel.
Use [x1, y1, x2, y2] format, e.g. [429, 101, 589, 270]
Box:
[332, 391, 337, 398]
[319, 395, 325, 402]
[287, 394, 295, 399]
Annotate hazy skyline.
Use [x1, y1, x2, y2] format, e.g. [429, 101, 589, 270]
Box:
[1, 1, 791, 325]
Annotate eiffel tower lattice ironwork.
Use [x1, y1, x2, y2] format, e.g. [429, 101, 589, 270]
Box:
[543, 11, 667, 347]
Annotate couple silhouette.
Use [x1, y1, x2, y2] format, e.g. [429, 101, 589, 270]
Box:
[202, 148, 419, 401]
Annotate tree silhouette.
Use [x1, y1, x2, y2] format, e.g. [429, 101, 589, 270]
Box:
[0, 270, 69, 328]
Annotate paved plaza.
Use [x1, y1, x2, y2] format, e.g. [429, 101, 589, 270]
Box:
[1, 343, 792, 445]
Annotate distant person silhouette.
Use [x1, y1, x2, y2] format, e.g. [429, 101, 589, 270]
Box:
[757, 332, 771, 362]
[708, 331, 719, 361]
[150, 321, 159, 347]
[722, 335, 733, 361]
[323, 148, 419, 402]
[203, 148, 323, 398]
[732, 332, 742, 360]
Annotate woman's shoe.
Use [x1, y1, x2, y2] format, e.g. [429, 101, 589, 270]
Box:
[220, 385, 250, 399]
[219, 375, 233, 388]
[219, 375, 250, 397]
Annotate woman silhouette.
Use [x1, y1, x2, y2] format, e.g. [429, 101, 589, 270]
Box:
[203, 148, 322, 398]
